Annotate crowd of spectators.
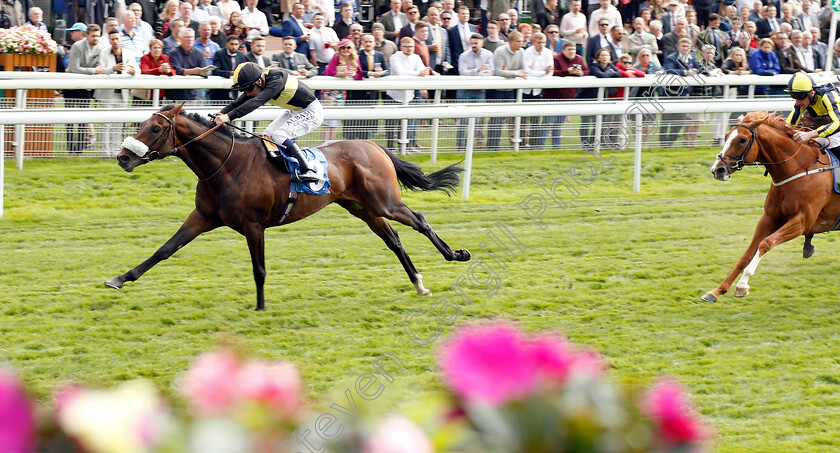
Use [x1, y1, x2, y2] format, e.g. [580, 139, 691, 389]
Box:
[24, 0, 840, 151]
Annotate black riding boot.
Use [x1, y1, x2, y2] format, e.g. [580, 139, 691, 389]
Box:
[283, 141, 320, 182]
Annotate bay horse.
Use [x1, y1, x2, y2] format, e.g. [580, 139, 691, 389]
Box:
[106, 104, 471, 310]
[703, 111, 840, 303]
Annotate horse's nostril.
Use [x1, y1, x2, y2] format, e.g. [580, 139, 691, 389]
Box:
[118, 154, 129, 162]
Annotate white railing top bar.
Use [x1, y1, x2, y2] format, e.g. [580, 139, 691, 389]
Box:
[0, 99, 792, 124]
[0, 72, 835, 91]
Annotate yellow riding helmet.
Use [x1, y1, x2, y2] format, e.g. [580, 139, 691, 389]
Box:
[231, 62, 263, 91]
[784, 72, 815, 93]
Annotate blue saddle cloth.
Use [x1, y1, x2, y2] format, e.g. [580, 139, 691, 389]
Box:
[285, 147, 331, 195]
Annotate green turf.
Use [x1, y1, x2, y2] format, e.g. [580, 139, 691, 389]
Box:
[2, 147, 840, 452]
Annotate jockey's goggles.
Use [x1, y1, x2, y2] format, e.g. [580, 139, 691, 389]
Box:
[789, 91, 809, 100]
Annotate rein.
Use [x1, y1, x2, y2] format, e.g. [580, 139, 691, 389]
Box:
[718, 123, 815, 181]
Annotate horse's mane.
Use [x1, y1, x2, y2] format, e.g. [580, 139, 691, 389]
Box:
[159, 104, 257, 142]
[741, 111, 794, 137]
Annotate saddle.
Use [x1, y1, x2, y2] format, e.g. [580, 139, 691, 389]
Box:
[258, 135, 331, 196]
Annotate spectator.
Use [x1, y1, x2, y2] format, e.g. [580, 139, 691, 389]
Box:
[757, 5, 780, 38]
[162, 19, 183, 55]
[559, 0, 586, 56]
[507, 8, 519, 27]
[774, 31, 803, 74]
[639, 7, 653, 32]
[120, 10, 151, 58]
[448, 6, 478, 73]
[309, 13, 339, 72]
[488, 0, 512, 38]
[487, 30, 526, 150]
[693, 0, 714, 29]
[141, 39, 174, 103]
[280, 3, 310, 56]
[498, 13, 512, 41]
[399, 5, 422, 39]
[167, 28, 213, 101]
[380, 0, 408, 42]
[346, 33, 388, 140]
[484, 20, 505, 52]
[543, 41, 586, 147]
[243, 35, 270, 67]
[127, 0, 157, 27]
[207, 16, 227, 47]
[372, 23, 398, 61]
[660, 0, 681, 35]
[211, 35, 245, 101]
[662, 38, 700, 146]
[195, 22, 221, 71]
[800, 1, 818, 32]
[226, 11, 249, 46]
[586, 18, 611, 65]
[156, 0, 180, 39]
[60, 22, 88, 71]
[426, 7, 449, 73]
[695, 14, 730, 67]
[385, 37, 431, 150]
[271, 35, 317, 75]
[534, 0, 557, 31]
[798, 30, 824, 71]
[661, 17, 690, 58]
[334, 2, 357, 38]
[411, 21, 434, 67]
[25, 6, 46, 32]
[685, 9, 701, 40]
[300, 0, 316, 24]
[522, 32, 553, 148]
[456, 33, 493, 150]
[605, 25, 626, 62]
[634, 47, 662, 74]
[440, 0, 456, 17]
[66, 24, 102, 155]
[627, 16, 658, 61]
[588, 0, 622, 37]
[97, 17, 120, 52]
[616, 53, 644, 96]
[175, 1, 202, 37]
[218, 0, 241, 24]
[96, 29, 138, 156]
[649, 19, 665, 62]
[197, 0, 222, 22]
[781, 4, 802, 31]
[744, 21, 759, 48]
[519, 23, 533, 49]
[590, 48, 622, 148]
[722, 46, 752, 75]
[127, 2, 155, 44]
[810, 27, 827, 58]
[832, 38, 840, 73]
[544, 24, 566, 54]
[322, 37, 359, 141]
[241, 0, 269, 43]
[1, 0, 27, 27]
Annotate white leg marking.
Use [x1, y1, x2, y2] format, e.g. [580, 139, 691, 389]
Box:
[736, 251, 763, 290]
[413, 274, 431, 296]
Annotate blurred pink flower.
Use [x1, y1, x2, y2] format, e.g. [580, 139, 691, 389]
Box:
[180, 350, 242, 415]
[235, 361, 301, 417]
[440, 322, 541, 405]
[0, 369, 36, 453]
[363, 415, 433, 453]
[642, 378, 708, 448]
[439, 322, 605, 405]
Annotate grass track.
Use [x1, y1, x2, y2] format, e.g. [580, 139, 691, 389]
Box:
[3, 149, 840, 452]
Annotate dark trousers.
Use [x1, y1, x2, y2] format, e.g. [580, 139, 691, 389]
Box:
[659, 113, 686, 146]
[63, 89, 93, 153]
[486, 89, 515, 149]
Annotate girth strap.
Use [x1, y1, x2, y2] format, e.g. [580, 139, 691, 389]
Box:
[276, 191, 298, 226]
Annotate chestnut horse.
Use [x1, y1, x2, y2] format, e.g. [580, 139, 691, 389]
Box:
[106, 104, 471, 310]
[704, 111, 840, 303]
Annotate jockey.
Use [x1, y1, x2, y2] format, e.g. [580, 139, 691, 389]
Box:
[785, 71, 840, 154]
[213, 62, 323, 182]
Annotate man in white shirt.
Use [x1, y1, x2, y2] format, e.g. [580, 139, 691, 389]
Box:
[522, 32, 553, 148]
[127, 2, 155, 45]
[309, 13, 339, 71]
[456, 33, 493, 150]
[559, 0, 587, 55]
[386, 37, 431, 150]
[241, 0, 269, 43]
[588, 0, 622, 37]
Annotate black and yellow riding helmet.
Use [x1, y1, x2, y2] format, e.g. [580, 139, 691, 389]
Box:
[784, 72, 815, 98]
[231, 62, 264, 91]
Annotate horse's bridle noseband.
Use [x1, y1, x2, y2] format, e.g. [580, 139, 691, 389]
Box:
[716, 123, 758, 173]
[132, 111, 234, 182]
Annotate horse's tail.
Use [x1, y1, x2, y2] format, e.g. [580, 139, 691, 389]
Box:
[378, 144, 464, 196]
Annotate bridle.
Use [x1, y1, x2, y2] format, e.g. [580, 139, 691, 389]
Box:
[716, 123, 807, 174]
[134, 112, 235, 182]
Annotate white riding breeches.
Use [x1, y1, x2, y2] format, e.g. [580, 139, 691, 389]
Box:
[817, 135, 840, 150]
[263, 100, 323, 144]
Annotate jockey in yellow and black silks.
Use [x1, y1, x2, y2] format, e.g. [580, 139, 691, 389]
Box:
[213, 62, 323, 182]
[786, 72, 840, 154]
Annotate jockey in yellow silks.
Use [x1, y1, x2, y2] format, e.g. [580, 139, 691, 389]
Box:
[786, 72, 840, 153]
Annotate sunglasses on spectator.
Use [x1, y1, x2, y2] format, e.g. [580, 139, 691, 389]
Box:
[442, 16, 451, 20]
[547, 30, 559, 33]
[599, 23, 610, 26]
[408, 10, 419, 14]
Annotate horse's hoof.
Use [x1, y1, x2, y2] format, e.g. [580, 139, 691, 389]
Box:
[700, 292, 717, 303]
[104, 277, 123, 290]
[417, 288, 432, 296]
[457, 249, 471, 262]
[734, 287, 750, 298]
[803, 245, 815, 258]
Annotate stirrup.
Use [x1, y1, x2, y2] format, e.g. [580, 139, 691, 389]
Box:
[292, 169, 321, 183]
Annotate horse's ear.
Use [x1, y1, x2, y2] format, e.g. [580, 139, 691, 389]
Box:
[168, 103, 184, 118]
[737, 114, 745, 123]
